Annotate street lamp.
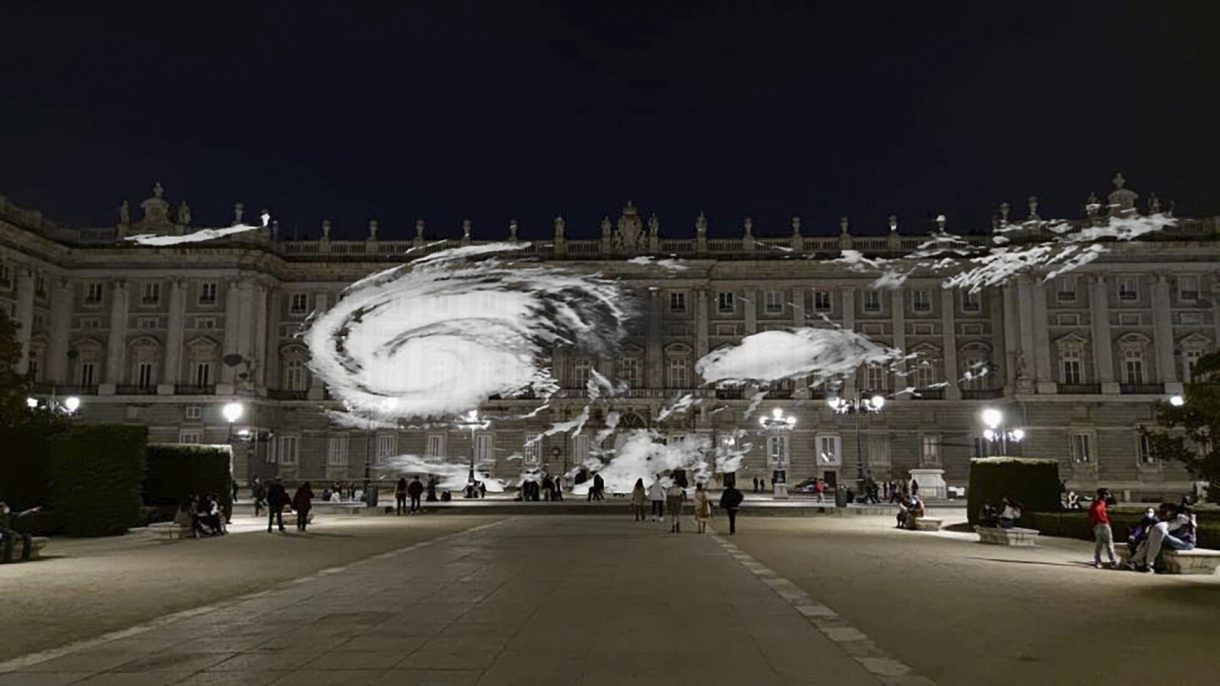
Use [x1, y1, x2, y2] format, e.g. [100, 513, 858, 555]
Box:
[223, 401, 244, 441]
[828, 394, 887, 490]
[1169, 394, 1185, 407]
[981, 407, 1024, 456]
[455, 409, 490, 497]
[26, 397, 38, 409]
[759, 408, 796, 498]
[63, 396, 81, 414]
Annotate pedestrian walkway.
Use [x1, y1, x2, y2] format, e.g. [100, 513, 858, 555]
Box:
[0, 517, 891, 685]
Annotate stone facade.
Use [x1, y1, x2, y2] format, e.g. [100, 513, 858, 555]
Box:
[1, 181, 1216, 499]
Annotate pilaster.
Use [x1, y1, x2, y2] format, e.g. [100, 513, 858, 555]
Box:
[14, 268, 36, 375]
[646, 288, 662, 388]
[1030, 280, 1054, 393]
[940, 289, 960, 399]
[1089, 275, 1118, 393]
[102, 279, 129, 391]
[47, 278, 72, 384]
[890, 288, 906, 386]
[159, 279, 186, 394]
[307, 292, 330, 400]
[743, 288, 757, 335]
[694, 288, 709, 358]
[842, 288, 857, 396]
[1152, 275, 1179, 392]
[222, 280, 243, 384]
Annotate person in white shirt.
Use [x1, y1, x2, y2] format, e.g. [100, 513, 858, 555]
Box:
[647, 478, 666, 522]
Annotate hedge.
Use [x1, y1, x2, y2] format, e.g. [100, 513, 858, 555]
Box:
[1021, 510, 1220, 549]
[143, 443, 233, 513]
[967, 457, 1061, 524]
[48, 425, 148, 537]
[0, 423, 62, 509]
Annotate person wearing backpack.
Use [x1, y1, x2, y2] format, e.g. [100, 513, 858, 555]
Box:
[719, 483, 744, 535]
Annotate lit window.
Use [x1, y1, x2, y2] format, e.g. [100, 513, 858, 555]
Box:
[864, 364, 886, 392]
[667, 357, 689, 389]
[475, 434, 494, 464]
[817, 435, 841, 465]
[284, 359, 307, 391]
[1137, 433, 1155, 465]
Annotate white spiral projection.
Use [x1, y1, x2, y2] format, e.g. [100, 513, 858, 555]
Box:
[303, 242, 631, 423]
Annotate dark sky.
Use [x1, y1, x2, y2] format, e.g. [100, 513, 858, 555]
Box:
[2, 1, 1216, 240]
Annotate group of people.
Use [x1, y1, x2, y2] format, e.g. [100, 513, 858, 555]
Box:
[1090, 488, 1197, 572]
[585, 473, 606, 501]
[0, 501, 39, 563]
[520, 473, 564, 502]
[977, 497, 1023, 529]
[258, 478, 315, 533]
[894, 494, 926, 529]
[394, 476, 425, 514]
[173, 493, 228, 537]
[629, 478, 744, 535]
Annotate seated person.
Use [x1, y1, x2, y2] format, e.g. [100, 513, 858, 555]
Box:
[896, 495, 925, 529]
[1129, 503, 1197, 572]
[978, 502, 999, 527]
[997, 497, 1022, 529]
[1127, 507, 1159, 558]
[0, 501, 40, 563]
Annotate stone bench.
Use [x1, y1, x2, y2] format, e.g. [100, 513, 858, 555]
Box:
[1116, 546, 1220, 575]
[149, 522, 193, 540]
[911, 518, 943, 532]
[2, 536, 48, 562]
[974, 525, 1040, 547]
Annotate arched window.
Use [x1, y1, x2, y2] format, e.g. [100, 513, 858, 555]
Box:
[1117, 333, 1152, 385]
[959, 343, 991, 390]
[1055, 334, 1088, 385]
[186, 337, 218, 388]
[128, 337, 162, 388]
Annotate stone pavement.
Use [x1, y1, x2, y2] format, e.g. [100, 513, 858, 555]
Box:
[0, 516, 911, 685]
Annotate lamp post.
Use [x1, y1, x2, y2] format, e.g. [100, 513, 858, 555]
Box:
[1169, 394, 1185, 407]
[63, 396, 81, 415]
[759, 407, 796, 498]
[981, 407, 1024, 456]
[828, 394, 886, 491]
[455, 409, 490, 497]
[222, 401, 244, 442]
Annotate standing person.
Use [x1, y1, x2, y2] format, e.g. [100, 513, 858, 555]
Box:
[752, 476, 759, 493]
[631, 479, 647, 521]
[693, 483, 712, 534]
[910, 478, 919, 497]
[407, 475, 424, 513]
[0, 502, 39, 563]
[395, 478, 408, 516]
[719, 483, 743, 535]
[666, 481, 685, 533]
[814, 479, 826, 504]
[251, 476, 266, 516]
[292, 482, 315, 532]
[541, 473, 554, 501]
[1089, 488, 1117, 568]
[266, 479, 289, 533]
[647, 477, 666, 522]
[426, 475, 438, 502]
[231, 478, 240, 505]
[593, 473, 605, 501]
[552, 475, 564, 501]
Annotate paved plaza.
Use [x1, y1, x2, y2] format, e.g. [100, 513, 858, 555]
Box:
[1, 512, 1218, 685]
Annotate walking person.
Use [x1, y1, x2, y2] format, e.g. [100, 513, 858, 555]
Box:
[395, 477, 409, 515]
[251, 476, 266, 516]
[631, 478, 647, 521]
[593, 473, 605, 501]
[266, 479, 289, 533]
[407, 475, 424, 513]
[693, 483, 712, 534]
[1089, 487, 1117, 568]
[292, 481, 315, 532]
[648, 477, 666, 522]
[666, 481, 685, 533]
[752, 476, 759, 493]
[552, 475, 563, 501]
[719, 482, 743, 535]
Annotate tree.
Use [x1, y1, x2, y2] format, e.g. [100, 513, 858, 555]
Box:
[0, 309, 30, 427]
[1144, 350, 1220, 503]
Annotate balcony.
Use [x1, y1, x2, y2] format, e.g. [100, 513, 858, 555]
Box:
[175, 384, 216, 395]
[961, 388, 1004, 400]
[267, 389, 308, 400]
[1059, 384, 1101, 394]
[1120, 383, 1165, 395]
[40, 384, 98, 396]
[911, 388, 945, 400]
[115, 384, 157, 395]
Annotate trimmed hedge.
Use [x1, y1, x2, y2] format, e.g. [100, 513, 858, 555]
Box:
[0, 424, 61, 509]
[48, 425, 148, 537]
[967, 457, 1061, 524]
[143, 443, 233, 512]
[1022, 510, 1220, 549]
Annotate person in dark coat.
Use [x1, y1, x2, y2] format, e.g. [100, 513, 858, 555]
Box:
[395, 478, 409, 515]
[592, 473, 605, 501]
[251, 476, 266, 516]
[407, 475, 425, 513]
[266, 479, 289, 533]
[292, 482, 315, 532]
[425, 476, 438, 502]
[719, 484, 744, 535]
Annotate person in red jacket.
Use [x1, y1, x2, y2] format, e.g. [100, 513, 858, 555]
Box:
[1089, 487, 1117, 568]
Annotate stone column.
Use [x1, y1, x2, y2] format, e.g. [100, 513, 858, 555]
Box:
[841, 288, 857, 396]
[1152, 275, 1179, 392]
[1030, 280, 1054, 393]
[221, 280, 243, 386]
[694, 288, 709, 358]
[1015, 278, 1038, 394]
[646, 288, 662, 389]
[46, 278, 73, 384]
[1089, 275, 1118, 393]
[743, 288, 757, 335]
[792, 288, 808, 396]
[159, 279, 187, 394]
[890, 289, 906, 390]
[308, 292, 330, 400]
[265, 289, 282, 390]
[940, 289, 960, 399]
[14, 268, 36, 376]
[252, 283, 269, 387]
[1001, 284, 1020, 389]
[102, 279, 130, 391]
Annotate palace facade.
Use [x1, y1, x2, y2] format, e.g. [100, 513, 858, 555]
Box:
[2, 178, 1216, 499]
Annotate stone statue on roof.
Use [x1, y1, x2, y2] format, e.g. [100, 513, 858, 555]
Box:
[616, 201, 642, 249]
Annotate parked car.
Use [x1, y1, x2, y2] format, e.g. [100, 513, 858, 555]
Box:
[792, 478, 820, 494]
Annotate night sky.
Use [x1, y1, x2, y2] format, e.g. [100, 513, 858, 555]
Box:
[3, 2, 1216, 240]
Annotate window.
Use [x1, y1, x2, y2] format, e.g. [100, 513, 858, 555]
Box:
[199, 282, 218, 304]
[194, 317, 216, 329]
[1071, 433, 1092, 464]
[1118, 276, 1138, 301]
[136, 361, 155, 388]
[0, 264, 10, 288]
[185, 405, 202, 419]
[1184, 349, 1203, 382]
[80, 361, 97, 386]
[1056, 313, 1081, 326]
[1056, 276, 1077, 302]
[617, 357, 640, 387]
[668, 292, 686, 313]
[920, 435, 941, 466]
[81, 317, 102, 330]
[475, 434, 494, 464]
[767, 435, 788, 466]
[138, 317, 159, 329]
[28, 357, 40, 382]
[425, 434, 445, 457]
[1178, 275, 1200, 301]
[667, 357, 689, 389]
[863, 291, 881, 313]
[864, 364, 886, 392]
[914, 358, 937, 388]
[913, 289, 932, 312]
[764, 291, 784, 314]
[1137, 433, 1155, 465]
[961, 356, 987, 389]
[289, 293, 309, 314]
[376, 434, 397, 466]
[284, 359, 307, 391]
[523, 440, 540, 466]
[961, 289, 980, 312]
[84, 282, 104, 304]
[572, 358, 591, 390]
[1123, 349, 1144, 384]
[35, 276, 47, 299]
[717, 291, 735, 314]
[142, 281, 161, 305]
[279, 435, 299, 465]
[1061, 349, 1083, 385]
[813, 290, 832, 312]
[817, 435, 841, 465]
[178, 429, 203, 444]
[193, 361, 212, 387]
[572, 435, 590, 465]
[327, 435, 349, 466]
